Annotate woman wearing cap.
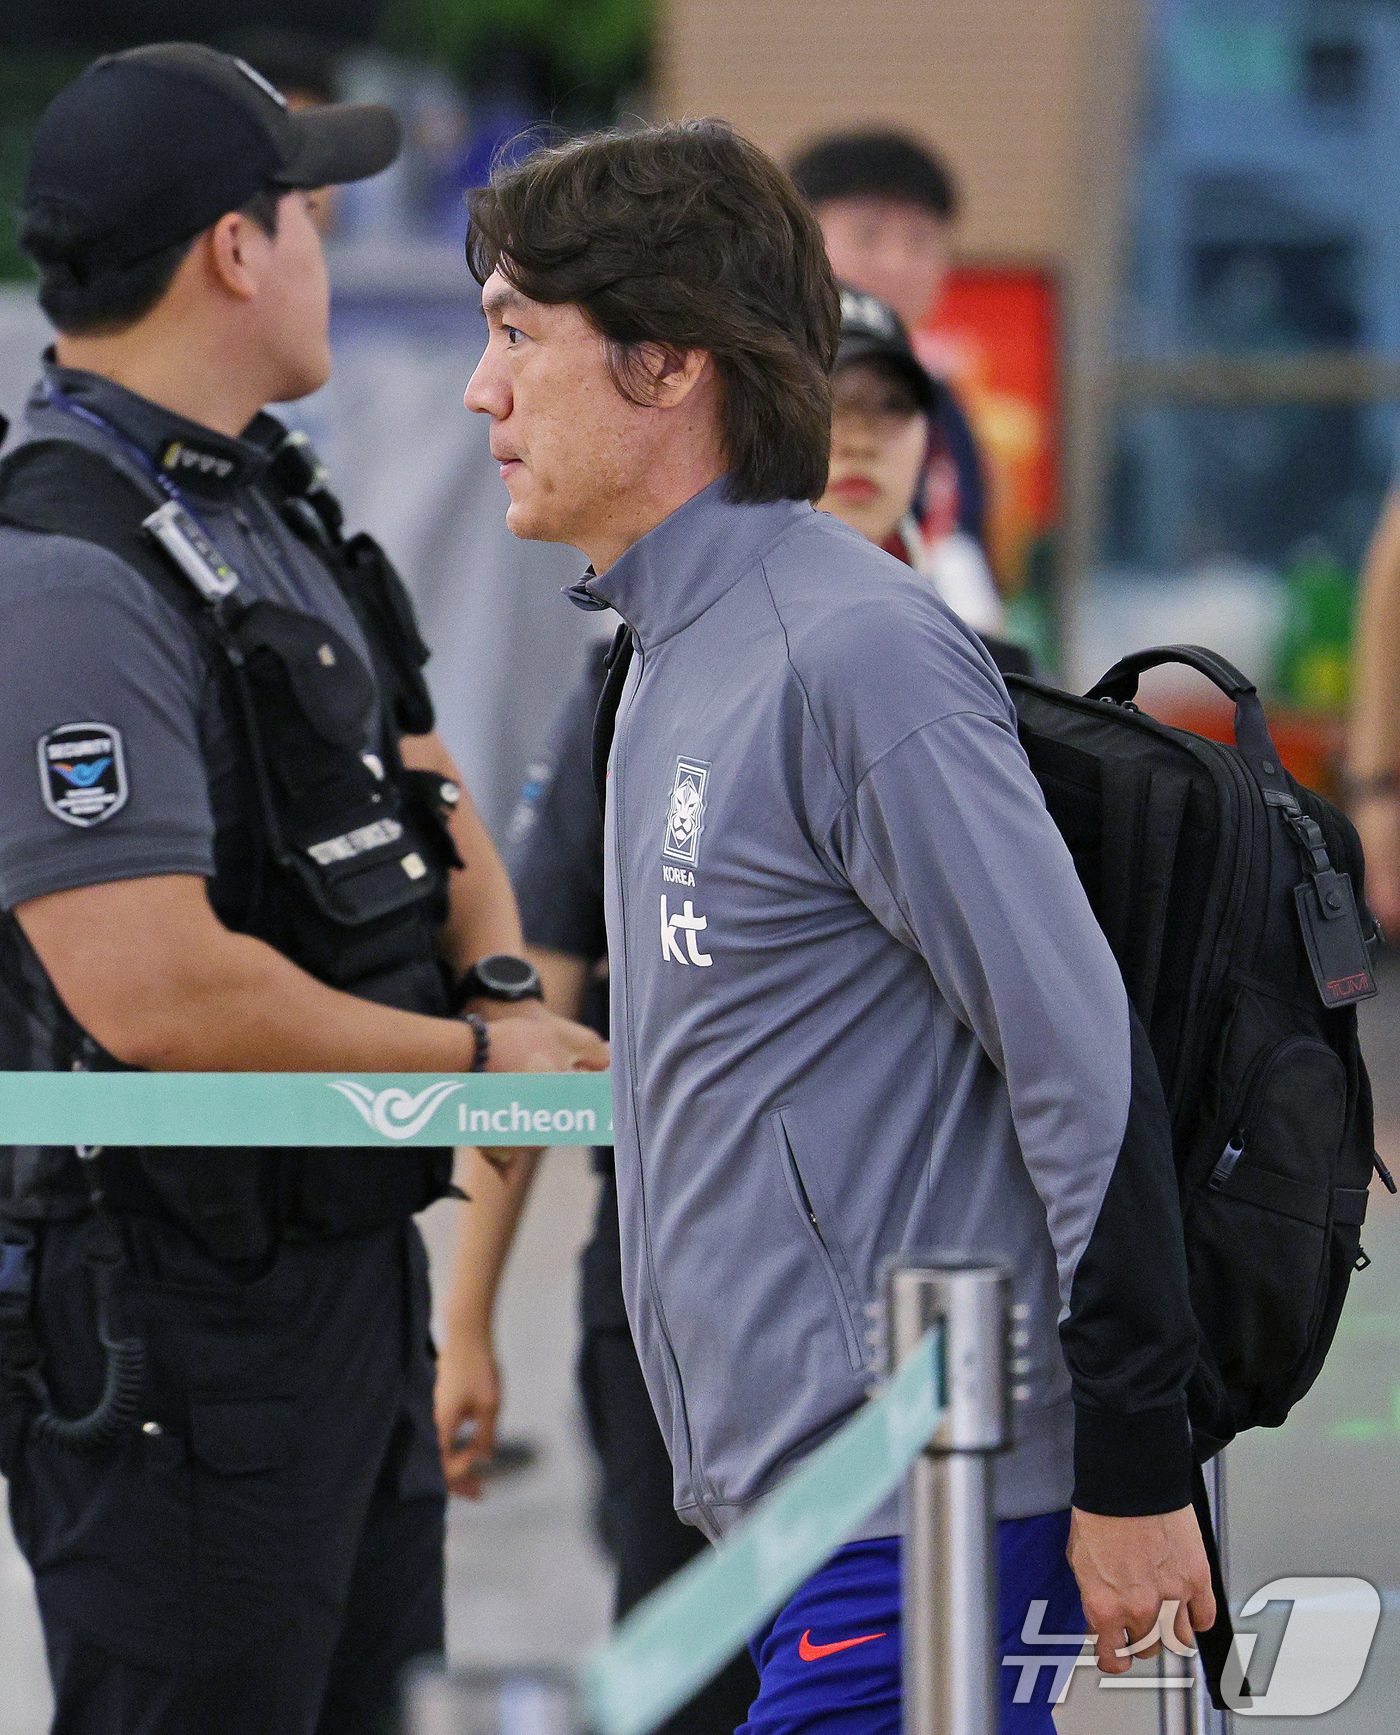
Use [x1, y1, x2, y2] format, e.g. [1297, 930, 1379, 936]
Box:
[819, 286, 1018, 659]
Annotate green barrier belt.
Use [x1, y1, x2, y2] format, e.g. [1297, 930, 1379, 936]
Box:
[0, 1071, 613, 1146]
[584, 1330, 944, 1735]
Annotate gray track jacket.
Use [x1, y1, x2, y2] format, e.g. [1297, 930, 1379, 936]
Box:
[584, 480, 1196, 1542]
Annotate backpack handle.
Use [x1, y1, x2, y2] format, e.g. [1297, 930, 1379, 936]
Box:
[1087, 643, 1256, 705]
[1086, 644, 1282, 785]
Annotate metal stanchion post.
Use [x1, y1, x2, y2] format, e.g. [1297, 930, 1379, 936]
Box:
[401, 1663, 580, 1735]
[887, 1261, 1010, 1735]
[1159, 1647, 1194, 1735]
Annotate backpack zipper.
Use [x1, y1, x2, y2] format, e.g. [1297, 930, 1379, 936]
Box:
[1206, 1031, 1345, 1199]
[1208, 1135, 1245, 1191]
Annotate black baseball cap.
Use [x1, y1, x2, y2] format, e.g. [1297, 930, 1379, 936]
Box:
[835, 285, 938, 414]
[23, 42, 401, 275]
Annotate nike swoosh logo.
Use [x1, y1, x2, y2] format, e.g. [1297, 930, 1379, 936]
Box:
[798, 1629, 888, 1661]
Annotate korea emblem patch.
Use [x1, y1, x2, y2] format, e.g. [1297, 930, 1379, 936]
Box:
[662, 756, 709, 865]
[38, 723, 128, 828]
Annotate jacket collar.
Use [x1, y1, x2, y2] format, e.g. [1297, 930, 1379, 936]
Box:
[30, 353, 273, 497]
[571, 478, 814, 652]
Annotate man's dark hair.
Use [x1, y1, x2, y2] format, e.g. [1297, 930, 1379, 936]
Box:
[787, 130, 959, 223]
[466, 120, 841, 504]
[20, 187, 282, 338]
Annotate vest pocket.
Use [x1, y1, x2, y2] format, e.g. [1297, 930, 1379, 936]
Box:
[189, 1396, 296, 1477]
[770, 1108, 864, 1372]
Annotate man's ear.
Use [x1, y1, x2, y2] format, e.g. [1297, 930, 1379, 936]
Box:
[205, 210, 265, 303]
[635, 344, 712, 410]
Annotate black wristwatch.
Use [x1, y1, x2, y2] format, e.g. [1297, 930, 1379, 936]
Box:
[454, 953, 544, 1009]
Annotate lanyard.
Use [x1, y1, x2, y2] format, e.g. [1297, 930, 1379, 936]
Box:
[44, 385, 202, 516]
[42, 384, 322, 615]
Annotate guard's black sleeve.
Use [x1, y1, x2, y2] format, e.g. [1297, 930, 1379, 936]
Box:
[509, 641, 610, 966]
[1063, 1007, 1198, 1516]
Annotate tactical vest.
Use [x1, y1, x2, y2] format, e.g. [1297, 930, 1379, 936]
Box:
[0, 426, 460, 1262]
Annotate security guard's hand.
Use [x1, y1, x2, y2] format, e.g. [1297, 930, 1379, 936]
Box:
[473, 1000, 609, 1074]
[466, 1003, 607, 1173]
[435, 1322, 501, 1500]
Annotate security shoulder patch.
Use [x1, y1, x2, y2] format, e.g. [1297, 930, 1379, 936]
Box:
[37, 723, 129, 828]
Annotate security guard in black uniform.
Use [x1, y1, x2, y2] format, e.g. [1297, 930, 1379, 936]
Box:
[0, 44, 606, 1735]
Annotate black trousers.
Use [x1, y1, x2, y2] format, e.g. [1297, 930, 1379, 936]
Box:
[579, 1170, 760, 1733]
[3, 1213, 445, 1735]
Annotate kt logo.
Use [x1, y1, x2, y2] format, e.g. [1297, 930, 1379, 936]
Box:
[660, 895, 712, 967]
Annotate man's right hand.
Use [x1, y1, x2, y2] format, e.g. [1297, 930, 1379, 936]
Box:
[1068, 1504, 1215, 1673]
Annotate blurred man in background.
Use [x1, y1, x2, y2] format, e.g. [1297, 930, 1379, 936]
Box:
[789, 128, 988, 566]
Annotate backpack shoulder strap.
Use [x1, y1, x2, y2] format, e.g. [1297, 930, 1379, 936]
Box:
[0, 438, 207, 630]
[592, 624, 634, 816]
[1192, 1459, 1252, 1709]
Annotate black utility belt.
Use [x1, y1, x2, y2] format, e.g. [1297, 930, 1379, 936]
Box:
[92, 1146, 454, 1264]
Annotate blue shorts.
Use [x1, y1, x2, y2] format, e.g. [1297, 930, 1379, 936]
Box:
[738, 1510, 1084, 1735]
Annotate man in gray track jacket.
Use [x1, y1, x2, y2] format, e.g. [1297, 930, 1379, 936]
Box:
[464, 121, 1214, 1734]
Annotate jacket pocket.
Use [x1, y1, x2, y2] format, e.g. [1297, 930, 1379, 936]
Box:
[770, 1108, 864, 1372]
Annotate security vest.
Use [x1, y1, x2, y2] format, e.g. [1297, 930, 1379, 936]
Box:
[0, 425, 460, 1261]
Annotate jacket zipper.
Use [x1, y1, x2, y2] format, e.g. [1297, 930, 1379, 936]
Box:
[611, 647, 703, 1494]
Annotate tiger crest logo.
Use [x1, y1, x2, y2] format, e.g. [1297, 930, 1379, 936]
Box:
[662, 757, 709, 865]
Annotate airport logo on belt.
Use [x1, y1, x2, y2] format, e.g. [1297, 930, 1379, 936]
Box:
[38, 722, 128, 828]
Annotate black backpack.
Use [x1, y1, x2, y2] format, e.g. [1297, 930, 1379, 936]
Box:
[1006, 645, 1383, 1452]
[1007, 645, 1384, 1705]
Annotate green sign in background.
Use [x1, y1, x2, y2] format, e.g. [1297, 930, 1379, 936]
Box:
[0, 1071, 614, 1146]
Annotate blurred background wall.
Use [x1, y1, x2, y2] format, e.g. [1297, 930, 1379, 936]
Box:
[1, 0, 1397, 812]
